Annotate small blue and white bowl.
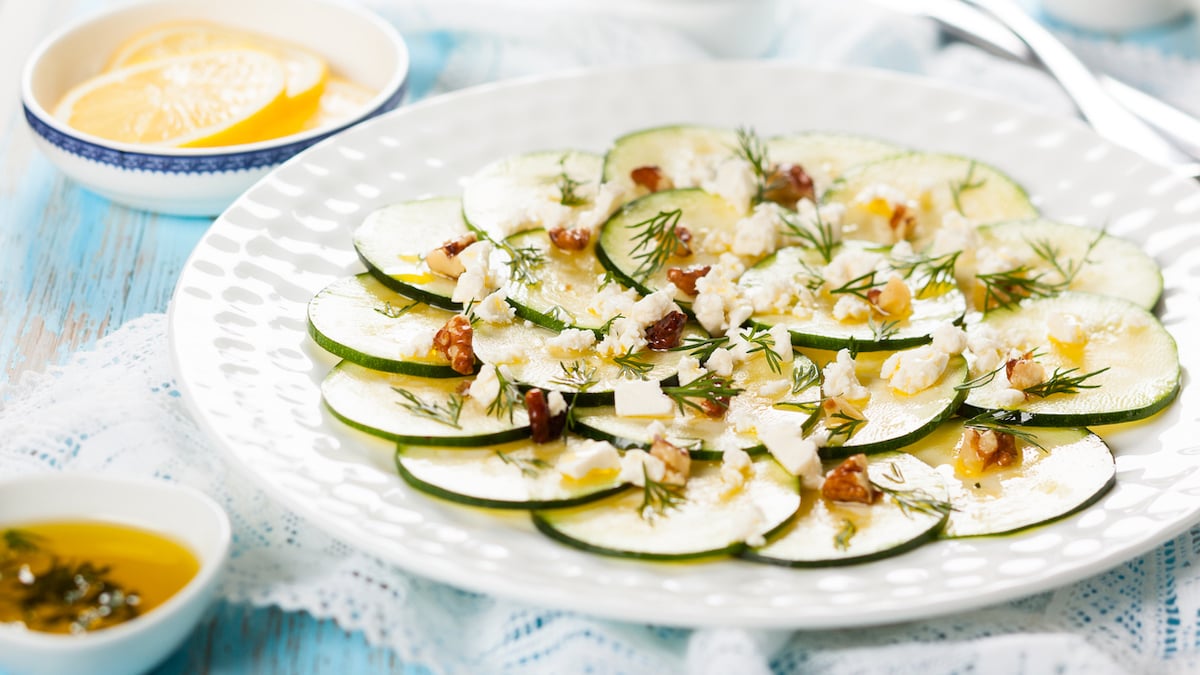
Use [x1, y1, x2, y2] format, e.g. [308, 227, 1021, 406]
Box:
[21, 0, 409, 216]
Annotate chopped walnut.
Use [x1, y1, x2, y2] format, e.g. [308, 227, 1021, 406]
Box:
[762, 163, 816, 208]
[631, 166, 674, 193]
[644, 310, 687, 350]
[666, 265, 711, 296]
[888, 204, 917, 242]
[673, 225, 693, 257]
[547, 227, 591, 251]
[867, 275, 912, 317]
[649, 436, 691, 485]
[822, 396, 865, 425]
[821, 454, 880, 505]
[433, 315, 475, 375]
[525, 389, 566, 443]
[698, 393, 731, 419]
[1006, 352, 1046, 391]
[425, 233, 478, 279]
[956, 427, 1019, 475]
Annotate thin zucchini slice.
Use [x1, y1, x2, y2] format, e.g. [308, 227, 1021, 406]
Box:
[307, 274, 461, 377]
[601, 125, 737, 194]
[743, 452, 947, 567]
[472, 320, 704, 406]
[395, 437, 626, 509]
[502, 229, 610, 332]
[975, 219, 1162, 310]
[804, 348, 968, 459]
[321, 362, 530, 445]
[961, 292, 1180, 425]
[354, 197, 468, 309]
[532, 458, 801, 560]
[597, 188, 745, 296]
[572, 353, 822, 460]
[740, 242, 968, 351]
[823, 153, 1037, 246]
[767, 132, 904, 198]
[462, 150, 604, 239]
[908, 420, 1115, 538]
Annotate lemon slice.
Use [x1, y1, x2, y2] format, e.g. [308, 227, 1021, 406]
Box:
[108, 21, 329, 133]
[300, 77, 377, 132]
[55, 48, 289, 148]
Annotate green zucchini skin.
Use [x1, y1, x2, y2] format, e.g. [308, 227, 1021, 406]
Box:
[353, 197, 468, 310]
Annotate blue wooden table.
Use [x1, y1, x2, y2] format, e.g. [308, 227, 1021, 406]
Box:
[1, 0, 1196, 672]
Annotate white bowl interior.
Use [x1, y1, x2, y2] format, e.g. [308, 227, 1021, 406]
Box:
[26, 0, 407, 147]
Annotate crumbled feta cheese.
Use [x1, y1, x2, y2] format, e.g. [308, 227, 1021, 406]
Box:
[732, 204, 781, 257]
[823, 248, 885, 291]
[575, 182, 627, 233]
[720, 446, 754, 495]
[759, 424, 823, 489]
[468, 364, 500, 405]
[995, 388, 1028, 408]
[726, 398, 758, 434]
[396, 327, 436, 359]
[1047, 313, 1087, 346]
[700, 229, 734, 255]
[547, 390, 567, 417]
[706, 348, 735, 377]
[692, 292, 728, 336]
[726, 330, 753, 363]
[613, 380, 675, 418]
[880, 345, 949, 394]
[666, 149, 719, 188]
[618, 449, 666, 486]
[692, 256, 749, 336]
[586, 282, 638, 323]
[853, 183, 909, 213]
[596, 316, 648, 357]
[631, 284, 681, 325]
[559, 438, 622, 480]
[546, 328, 597, 357]
[931, 210, 979, 260]
[823, 349, 870, 401]
[676, 355, 705, 386]
[474, 288, 515, 324]
[756, 378, 791, 398]
[967, 332, 1005, 374]
[890, 240, 915, 259]
[746, 275, 796, 314]
[931, 322, 968, 355]
[451, 240, 497, 303]
[703, 158, 758, 213]
[832, 295, 870, 322]
[727, 302, 754, 333]
[788, 199, 845, 245]
[767, 324, 794, 364]
[646, 420, 669, 440]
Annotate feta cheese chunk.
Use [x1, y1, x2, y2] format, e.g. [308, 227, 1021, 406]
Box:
[732, 204, 781, 257]
[618, 449, 666, 486]
[767, 324, 794, 364]
[880, 345, 949, 395]
[706, 347, 735, 378]
[1047, 313, 1087, 346]
[759, 424, 823, 489]
[451, 240, 498, 303]
[468, 364, 500, 406]
[676, 354, 705, 386]
[547, 390, 567, 417]
[474, 288, 515, 324]
[613, 380, 675, 418]
[823, 349, 870, 401]
[719, 447, 754, 496]
[546, 328, 597, 357]
[396, 326, 436, 360]
[559, 438, 622, 480]
[931, 322, 968, 355]
[703, 158, 757, 213]
[631, 284, 681, 325]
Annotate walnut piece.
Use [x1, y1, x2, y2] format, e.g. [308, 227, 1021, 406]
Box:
[956, 427, 1019, 475]
[547, 227, 591, 251]
[630, 166, 674, 193]
[666, 265, 711, 296]
[433, 315, 475, 375]
[673, 225, 693, 257]
[822, 396, 865, 425]
[644, 310, 687, 350]
[867, 275, 912, 317]
[888, 203, 917, 242]
[425, 233, 477, 279]
[649, 436, 691, 485]
[525, 389, 566, 443]
[821, 454, 880, 505]
[1006, 353, 1046, 391]
[763, 163, 816, 208]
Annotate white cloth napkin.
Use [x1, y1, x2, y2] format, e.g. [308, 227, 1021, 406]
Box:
[5, 1, 1200, 673]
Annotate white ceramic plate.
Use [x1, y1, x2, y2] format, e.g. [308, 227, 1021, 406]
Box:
[169, 62, 1200, 628]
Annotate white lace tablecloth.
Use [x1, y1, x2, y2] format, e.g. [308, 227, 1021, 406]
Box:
[4, 1, 1200, 672]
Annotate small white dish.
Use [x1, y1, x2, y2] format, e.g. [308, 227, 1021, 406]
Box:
[1041, 0, 1189, 32]
[0, 473, 231, 675]
[21, 0, 409, 216]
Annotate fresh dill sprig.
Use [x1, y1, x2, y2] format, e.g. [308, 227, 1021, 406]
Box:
[660, 371, 745, 415]
[556, 155, 589, 207]
[374, 299, 420, 319]
[462, 298, 480, 326]
[598, 313, 624, 335]
[392, 387, 464, 429]
[828, 270, 882, 301]
[485, 367, 522, 422]
[962, 409, 1046, 451]
[825, 411, 866, 446]
[550, 360, 599, 392]
[873, 483, 955, 519]
[500, 241, 547, 287]
[955, 359, 1007, 391]
[790, 360, 820, 395]
[495, 451, 551, 478]
[626, 209, 686, 281]
[639, 465, 686, 521]
[598, 270, 618, 290]
[949, 160, 986, 215]
[2, 529, 43, 553]
[868, 316, 901, 342]
[668, 334, 730, 362]
[833, 519, 857, 551]
[774, 400, 821, 415]
[976, 266, 1063, 312]
[614, 348, 655, 380]
[745, 327, 784, 374]
[782, 208, 838, 263]
[1022, 366, 1109, 398]
[880, 461, 905, 485]
[891, 250, 961, 297]
[1026, 227, 1104, 285]
[734, 126, 770, 202]
[546, 304, 575, 323]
